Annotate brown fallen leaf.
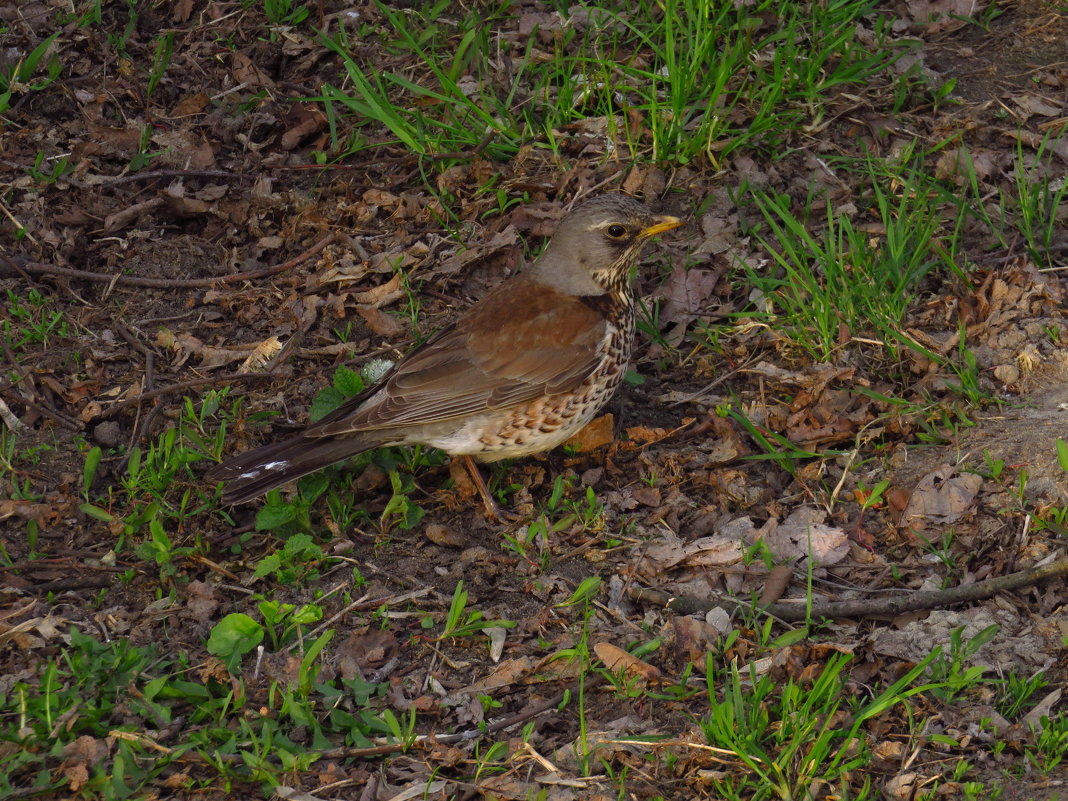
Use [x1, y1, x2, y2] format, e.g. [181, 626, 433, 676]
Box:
[563, 413, 614, 452]
[657, 264, 722, 345]
[508, 203, 563, 237]
[640, 527, 742, 571]
[758, 564, 794, 606]
[755, 508, 849, 566]
[435, 225, 519, 274]
[593, 642, 661, 683]
[448, 459, 479, 503]
[355, 304, 404, 338]
[103, 198, 165, 232]
[899, 465, 983, 536]
[238, 337, 282, 373]
[625, 424, 671, 444]
[354, 273, 404, 307]
[461, 657, 536, 693]
[902, 0, 982, 34]
[423, 522, 466, 549]
[170, 91, 209, 117]
[672, 615, 723, 666]
[230, 51, 273, 88]
[280, 105, 328, 150]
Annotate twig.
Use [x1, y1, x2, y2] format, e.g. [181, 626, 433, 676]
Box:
[0, 232, 337, 289]
[0, 386, 82, 432]
[0, 336, 82, 431]
[94, 371, 281, 419]
[101, 169, 254, 187]
[629, 558, 1068, 622]
[113, 322, 159, 462]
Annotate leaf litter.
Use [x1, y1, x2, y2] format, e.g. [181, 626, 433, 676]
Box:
[1, 2, 1067, 799]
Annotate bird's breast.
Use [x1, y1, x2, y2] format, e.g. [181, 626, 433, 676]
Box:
[460, 313, 634, 461]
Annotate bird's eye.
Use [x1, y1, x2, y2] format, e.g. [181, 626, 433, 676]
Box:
[606, 224, 627, 238]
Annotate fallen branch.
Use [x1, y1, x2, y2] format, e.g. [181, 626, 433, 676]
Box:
[94, 371, 280, 419]
[1, 232, 337, 289]
[629, 558, 1068, 622]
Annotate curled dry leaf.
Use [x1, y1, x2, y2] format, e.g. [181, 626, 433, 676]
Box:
[355, 304, 404, 338]
[639, 526, 742, 572]
[354, 273, 404, 307]
[593, 642, 661, 683]
[447, 459, 479, 502]
[485, 626, 507, 663]
[279, 105, 327, 150]
[758, 564, 794, 606]
[103, 198, 165, 233]
[238, 337, 281, 373]
[754, 508, 849, 566]
[898, 465, 983, 535]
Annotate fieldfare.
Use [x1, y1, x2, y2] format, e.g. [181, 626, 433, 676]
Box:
[208, 193, 683, 515]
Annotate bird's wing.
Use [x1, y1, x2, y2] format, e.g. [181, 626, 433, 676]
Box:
[307, 277, 609, 437]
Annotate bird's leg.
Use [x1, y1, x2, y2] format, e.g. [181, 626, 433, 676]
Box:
[459, 455, 519, 522]
[460, 455, 500, 519]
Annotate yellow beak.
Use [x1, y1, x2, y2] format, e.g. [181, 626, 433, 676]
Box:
[640, 215, 684, 238]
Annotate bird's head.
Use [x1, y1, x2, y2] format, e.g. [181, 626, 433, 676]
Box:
[533, 193, 684, 297]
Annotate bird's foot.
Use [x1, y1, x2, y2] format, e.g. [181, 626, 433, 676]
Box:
[454, 455, 526, 524]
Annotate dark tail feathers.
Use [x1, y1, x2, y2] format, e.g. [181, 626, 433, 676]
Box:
[206, 432, 380, 505]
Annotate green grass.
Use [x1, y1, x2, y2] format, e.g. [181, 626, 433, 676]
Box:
[0, 30, 61, 115]
[0, 625, 394, 799]
[311, 0, 911, 168]
[740, 155, 946, 365]
[4, 289, 71, 352]
[81, 391, 235, 559]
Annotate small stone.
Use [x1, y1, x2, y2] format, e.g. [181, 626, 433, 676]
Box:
[993, 363, 1019, 385]
[423, 523, 466, 548]
[93, 420, 123, 448]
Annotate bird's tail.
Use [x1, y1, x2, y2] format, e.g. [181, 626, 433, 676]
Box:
[206, 432, 381, 505]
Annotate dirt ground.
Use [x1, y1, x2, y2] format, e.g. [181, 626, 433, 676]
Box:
[1, 1, 1067, 799]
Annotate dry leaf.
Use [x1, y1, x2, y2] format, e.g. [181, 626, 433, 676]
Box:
[640, 528, 742, 571]
[657, 265, 721, 345]
[563, 413, 614, 452]
[354, 273, 404, 307]
[899, 466, 983, 534]
[423, 523, 466, 548]
[593, 642, 661, 682]
[755, 508, 849, 566]
[624, 424, 671, 444]
[239, 336, 282, 372]
[355, 304, 404, 338]
[461, 657, 535, 693]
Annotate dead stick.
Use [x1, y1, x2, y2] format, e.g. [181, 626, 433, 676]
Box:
[629, 559, 1068, 622]
[0, 232, 337, 289]
[94, 371, 280, 419]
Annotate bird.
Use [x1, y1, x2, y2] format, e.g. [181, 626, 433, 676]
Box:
[207, 193, 683, 516]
